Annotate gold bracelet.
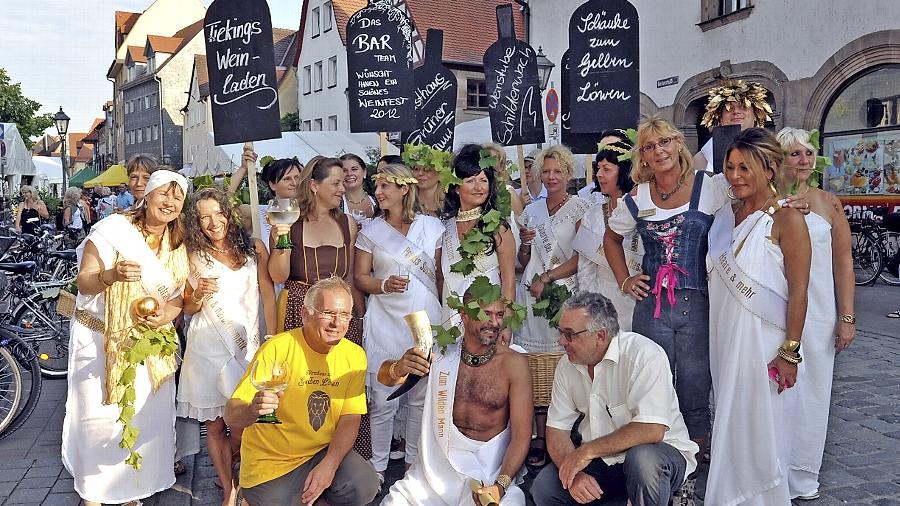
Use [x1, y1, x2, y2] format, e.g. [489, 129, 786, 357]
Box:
[98, 270, 114, 287]
[190, 290, 205, 305]
[619, 275, 632, 294]
[777, 347, 802, 364]
[388, 361, 403, 381]
[496, 474, 512, 490]
[781, 339, 801, 353]
[840, 314, 856, 324]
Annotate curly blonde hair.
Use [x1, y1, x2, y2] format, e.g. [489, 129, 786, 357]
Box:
[536, 145, 576, 179]
[632, 117, 693, 184]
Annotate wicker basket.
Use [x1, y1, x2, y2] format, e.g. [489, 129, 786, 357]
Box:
[56, 290, 77, 318]
[526, 352, 564, 407]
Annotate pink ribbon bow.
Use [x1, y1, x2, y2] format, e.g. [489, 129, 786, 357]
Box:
[652, 263, 689, 319]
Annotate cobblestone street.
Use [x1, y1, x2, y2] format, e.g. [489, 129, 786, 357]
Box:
[0, 285, 898, 505]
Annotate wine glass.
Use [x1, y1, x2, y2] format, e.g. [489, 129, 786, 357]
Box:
[397, 263, 411, 291]
[350, 208, 367, 224]
[249, 355, 289, 424]
[267, 198, 301, 250]
[520, 214, 535, 245]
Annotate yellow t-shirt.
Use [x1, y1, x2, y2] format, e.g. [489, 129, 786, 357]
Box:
[233, 328, 368, 488]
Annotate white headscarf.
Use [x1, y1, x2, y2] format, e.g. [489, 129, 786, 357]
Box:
[139, 170, 188, 206]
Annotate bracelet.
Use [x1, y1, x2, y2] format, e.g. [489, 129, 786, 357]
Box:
[840, 314, 856, 324]
[619, 275, 632, 294]
[380, 278, 389, 294]
[388, 361, 405, 381]
[496, 474, 512, 491]
[781, 339, 801, 353]
[777, 347, 802, 364]
[190, 290, 205, 305]
[98, 270, 114, 287]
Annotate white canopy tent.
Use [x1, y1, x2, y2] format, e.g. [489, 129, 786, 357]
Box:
[186, 131, 398, 177]
[1, 123, 37, 195]
[32, 156, 64, 197]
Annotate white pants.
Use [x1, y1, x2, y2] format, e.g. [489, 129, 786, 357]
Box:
[368, 372, 425, 472]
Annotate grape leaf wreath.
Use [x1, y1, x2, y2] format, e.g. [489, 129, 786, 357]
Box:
[432, 275, 527, 353]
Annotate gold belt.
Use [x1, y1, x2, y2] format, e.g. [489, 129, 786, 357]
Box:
[74, 309, 106, 334]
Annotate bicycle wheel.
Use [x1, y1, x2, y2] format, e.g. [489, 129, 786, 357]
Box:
[0, 334, 42, 440]
[0, 347, 23, 434]
[878, 231, 900, 286]
[852, 230, 883, 286]
[13, 292, 70, 378]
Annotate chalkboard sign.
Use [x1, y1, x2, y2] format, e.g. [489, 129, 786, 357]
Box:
[712, 125, 741, 174]
[346, 1, 416, 133]
[483, 4, 545, 146]
[401, 29, 457, 151]
[204, 0, 282, 146]
[567, 0, 639, 134]
[561, 50, 601, 154]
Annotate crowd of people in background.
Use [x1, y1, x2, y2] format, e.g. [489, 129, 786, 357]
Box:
[51, 79, 859, 506]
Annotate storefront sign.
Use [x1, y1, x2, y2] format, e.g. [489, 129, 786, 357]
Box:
[204, 0, 282, 145]
[401, 29, 457, 151]
[346, 0, 416, 133]
[567, 0, 639, 134]
[483, 4, 545, 146]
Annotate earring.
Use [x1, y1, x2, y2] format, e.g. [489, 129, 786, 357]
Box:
[678, 148, 683, 153]
[768, 180, 777, 197]
[642, 162, 649, 168]
[726, 185, 735, 200]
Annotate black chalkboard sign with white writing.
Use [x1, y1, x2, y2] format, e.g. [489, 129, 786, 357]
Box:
[401, 29, 457, 151]
[483, 4, 545, 146]
[346, 1, 416, 133]
[712, 125, 741, 174]
[567, 0, 639, 134]
[561, 50, 601, 154]
[204, 0, 282, 146]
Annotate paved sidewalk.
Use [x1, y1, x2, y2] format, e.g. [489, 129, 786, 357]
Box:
[1, 285, 899, 505]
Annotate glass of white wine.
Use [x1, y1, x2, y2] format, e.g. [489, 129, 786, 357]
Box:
[249, 355, 289, 424]
[350, 208, 367, 224]
[520, 213, 535, 245]
[267, 198, 301, 250]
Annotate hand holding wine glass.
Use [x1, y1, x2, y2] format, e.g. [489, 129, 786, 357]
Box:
[519, 214, 536, 245]
[250, 354, 289, 424]
[267, 198, 301, 249]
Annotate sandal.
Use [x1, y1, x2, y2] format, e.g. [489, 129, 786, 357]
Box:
[887, 310, 900, 318]
[526, 437, 547, 467]
[174, 460, 187, 476]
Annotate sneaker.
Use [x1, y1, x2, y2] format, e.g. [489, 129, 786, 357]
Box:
[796, 491, 820, 500]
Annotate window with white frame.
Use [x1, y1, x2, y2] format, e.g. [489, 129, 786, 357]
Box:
[314, 118, 323, 131]
[145, 126, 151, 141]
[137, 128, 143, 143]
[151, 94, 157, 107]
[314, 61, 323, 91]
[327, 56, 338, 88]
[323, 2, 333, 32]
[303, 65, 312, 94]
[311, 7, 321, 37]
[152, 124, 159, 140]
[144, 96, 150, 108]
[720, 0, 749, 15]
[328, 115, 338, 131]
[302, 120, 312, 131]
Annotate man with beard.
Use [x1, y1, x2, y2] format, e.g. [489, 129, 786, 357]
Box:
[379, 283, 533, 505]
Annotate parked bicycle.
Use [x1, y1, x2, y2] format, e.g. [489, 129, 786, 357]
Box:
[0, 325, 42, 439]
[849, 211, 900, 286]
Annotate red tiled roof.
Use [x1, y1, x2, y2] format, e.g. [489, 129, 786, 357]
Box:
[328, 0, 525, 66]
[82, 118, 106, 144]
[127, 45, 147, 64]
[74, 144, 94, 163]
[273, 28, 298, 67]
[146, 35, 184, 55]
[116, 11, 139, 34]
[67, 133, 87, 158]
[409, 0, 526, 66]
[173, 19, 205, 41]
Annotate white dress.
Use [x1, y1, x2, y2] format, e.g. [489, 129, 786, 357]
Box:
[707, 210, 792, 506]
[575, 196, 642, 331]
[517, 197, 591, 352]
[176, 253, 261, 422]
[62, 234, 182, 504]
[784, 212, 837, 498]
[441, 219, 502, 327]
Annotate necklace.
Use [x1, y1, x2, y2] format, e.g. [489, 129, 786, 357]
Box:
[654, 177, 685, 201]
[548, 194, 570, 215]
[456, 206, 483, 222]
[210, 243, 228, 253]
[346, 191, 367, 205]
[461, 344, 496, 367]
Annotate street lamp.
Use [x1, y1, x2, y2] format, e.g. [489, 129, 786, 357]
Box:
[54, 107, 70, 191]
[535, 47, 556, 91]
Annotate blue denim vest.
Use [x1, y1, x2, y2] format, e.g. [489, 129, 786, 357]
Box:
[624, 173, 713, 299]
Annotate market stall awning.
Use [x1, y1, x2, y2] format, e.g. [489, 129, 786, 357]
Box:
[68, 167, 100, 188]
[83, 164, 127, 188]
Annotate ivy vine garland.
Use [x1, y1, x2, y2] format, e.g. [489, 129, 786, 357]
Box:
[117, 319, 179, 469]
[530, 275, 572, 328]
[432, 276, 526, 353]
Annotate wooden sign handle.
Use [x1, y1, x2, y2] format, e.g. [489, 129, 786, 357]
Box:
[380, 133, 389, 158]
[517, 145, 527, 192]
[585, 154, 593, 188]
[244, 141, 262, 240]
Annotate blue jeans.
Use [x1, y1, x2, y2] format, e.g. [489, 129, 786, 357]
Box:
[531, 443, 687, 505]
[632, 288, 711, 440]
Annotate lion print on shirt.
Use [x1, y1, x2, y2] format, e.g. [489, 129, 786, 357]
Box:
[308, 390, 330, 431]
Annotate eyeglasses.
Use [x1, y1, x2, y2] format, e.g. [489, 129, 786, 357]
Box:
[559, 328, 591, 343]
[639, 137, 674, 153]
[315, 309, 354, 323]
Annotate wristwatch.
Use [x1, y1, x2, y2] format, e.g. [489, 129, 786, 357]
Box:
[840, 314, 856, 324]
[495, 474, 512, 491]
[781, 339, 801, 353]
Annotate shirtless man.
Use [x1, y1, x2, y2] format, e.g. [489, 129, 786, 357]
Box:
[378, 291, 533, 505]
